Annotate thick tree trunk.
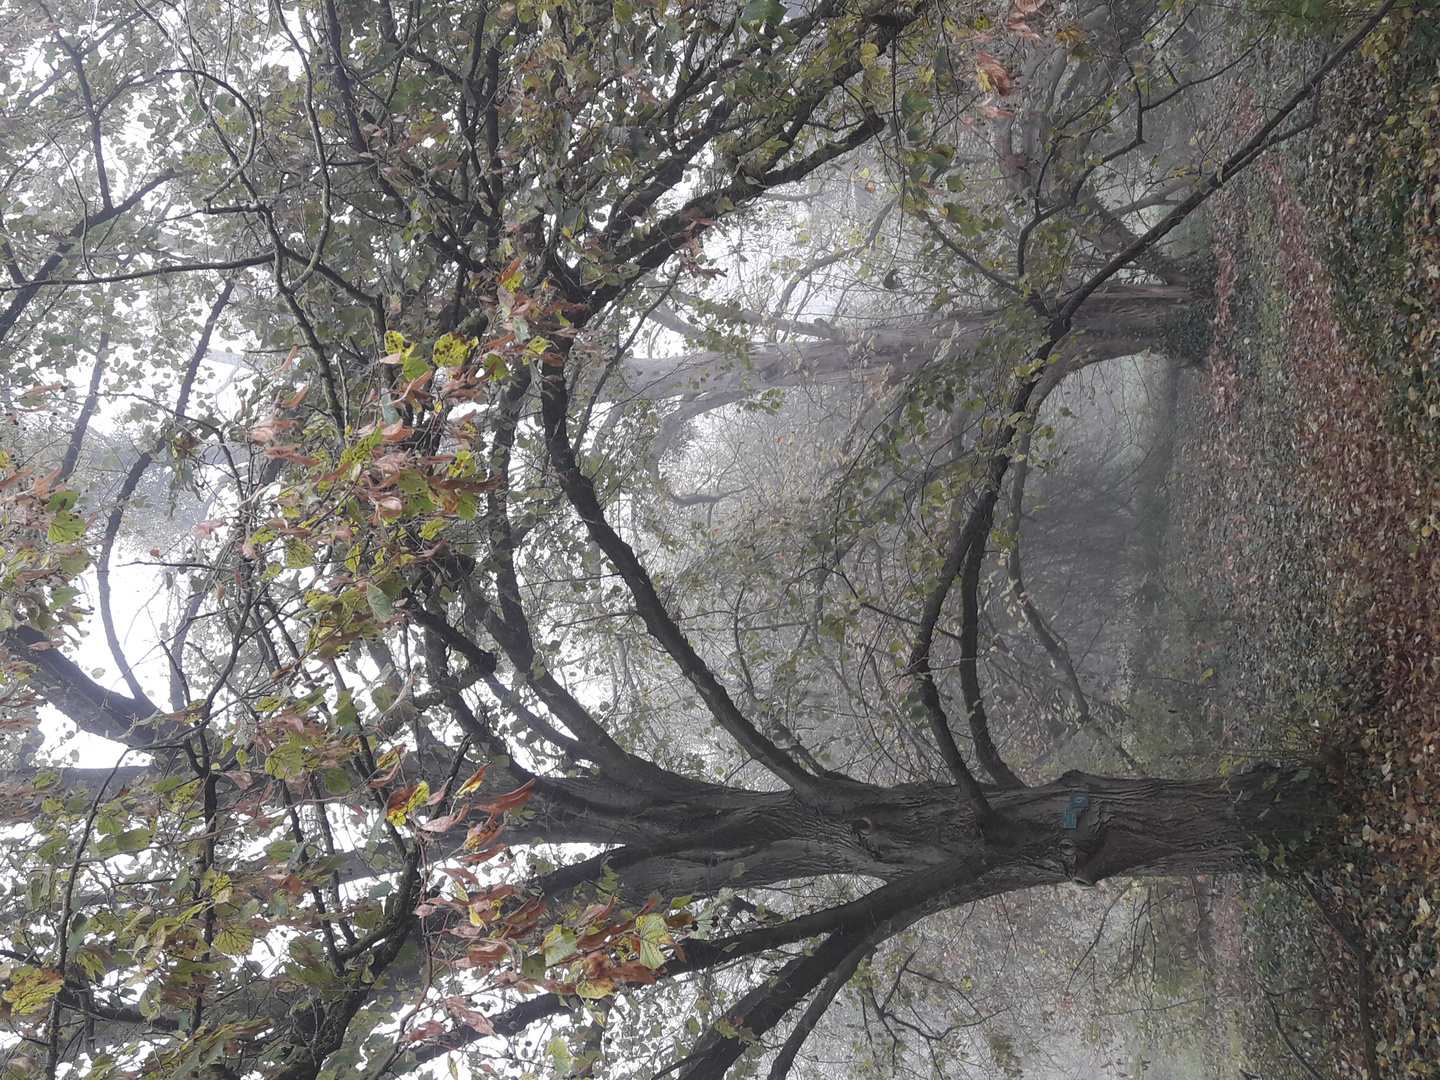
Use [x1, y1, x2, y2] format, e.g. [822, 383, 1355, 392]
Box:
[527, 763, 1330, 904]
[984, 766, 1330, 885]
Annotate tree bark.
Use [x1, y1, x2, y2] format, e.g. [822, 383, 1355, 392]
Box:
[520, 763, 1329, 905]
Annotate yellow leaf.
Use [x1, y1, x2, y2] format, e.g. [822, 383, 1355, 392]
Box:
[214, 924, 255, 956]
[3, 967, 63, 1014]
[577, 978, 617, 999]
[456, 763, 489, 797]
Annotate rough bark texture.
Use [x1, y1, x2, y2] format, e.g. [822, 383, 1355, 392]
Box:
[521, 763, 1329, 905]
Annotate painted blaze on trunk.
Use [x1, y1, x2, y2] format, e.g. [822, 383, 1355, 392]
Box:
[980, 765, 1332, 886]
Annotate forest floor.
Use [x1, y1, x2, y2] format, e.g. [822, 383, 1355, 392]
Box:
[1156, 8, 1440, 1078]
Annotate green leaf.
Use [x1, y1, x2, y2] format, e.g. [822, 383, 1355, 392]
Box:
[901, 89, 931, 120]
[741, 0, 784, 26]
[46, 490, 78, 513]
[639, 938, 666, 970]
[543, 925, 577, 966]
[116, 827, 152, 852]
[637, 912, 671, 943]
[47, 511, 86, 544]
[284, 538, 315, 569]
[637, 912, 672, 968]
[323, 768, 351, 795]
[546, 1036, 571, 1075]
[335, 691, 359, 728]
[402, 354, 432, 383]
[365, 583, 394, 620]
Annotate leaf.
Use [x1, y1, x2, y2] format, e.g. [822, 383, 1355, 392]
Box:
[975, 52, 1016, 96]
[284, 538, 315, 569]
[402, 354, 432, 384]
[116, 827, 152, 853]
[740, 0, 784, 26]
[638, 937, 666, 970]
[3, 967, 63, 1014]
[365, 583, 395, 620]
[45, 489, 78, 513]
[213, 924, 255, 956]
[474, 779, 535, 816]
[576, 978, 617, 999]
[418, 803, 469, 835]
[637, 912, 673, 968]
[546, 1036, 571, 1075]
[432, 332, 472, 368]
[901, 89, 931, 120]
[543, 925, 578, 966]
[637, 912, 672, 944]
[386, 781, 430, 826]
[47, 511, 86, 544]
[456, 763, 489, 797]
[380, 419, 413, 444]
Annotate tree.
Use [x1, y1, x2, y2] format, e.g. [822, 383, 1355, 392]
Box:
[0, 0, 1394, 1078]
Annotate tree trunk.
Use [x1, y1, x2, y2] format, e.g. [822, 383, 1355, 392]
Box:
[984, 766, 1330, 885]
[525, 763, 1330, 905]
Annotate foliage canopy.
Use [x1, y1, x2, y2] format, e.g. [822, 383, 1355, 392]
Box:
[0, 0, 1397, 1077]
